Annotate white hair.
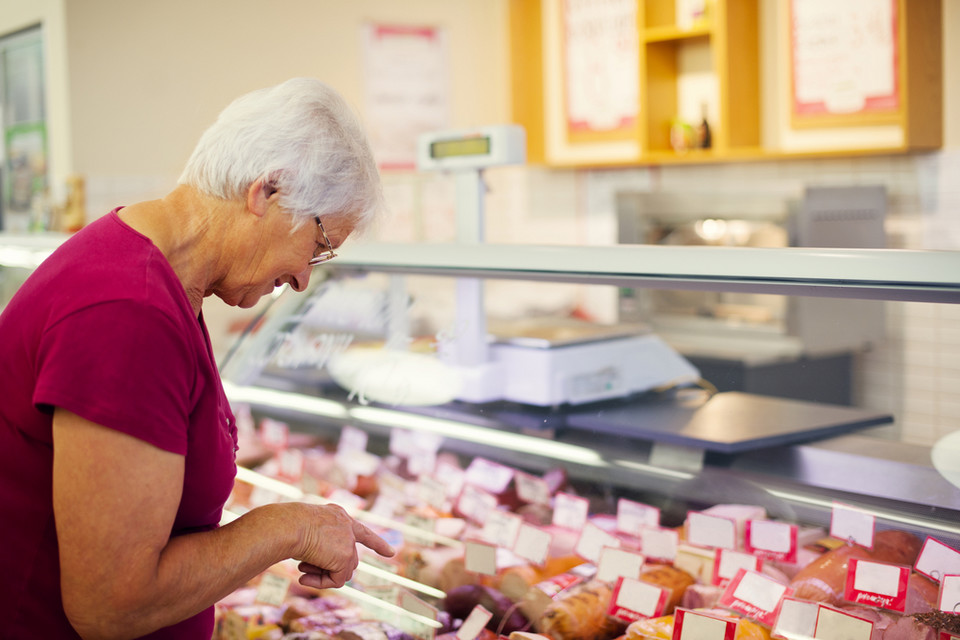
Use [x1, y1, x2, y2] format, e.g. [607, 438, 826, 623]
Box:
[178, 77, 382, 232]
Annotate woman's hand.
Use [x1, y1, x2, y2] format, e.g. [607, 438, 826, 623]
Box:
[290, 504, 395, 590]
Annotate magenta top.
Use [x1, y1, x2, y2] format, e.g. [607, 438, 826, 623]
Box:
[0, 209, 238, 638]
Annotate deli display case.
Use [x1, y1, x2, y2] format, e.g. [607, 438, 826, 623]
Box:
[212, 241, 960, 638]
[4, 232, 960, 638]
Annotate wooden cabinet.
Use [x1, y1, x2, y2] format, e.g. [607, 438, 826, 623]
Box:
[508, 0, 941, 167]
[639, 0, 760, 160]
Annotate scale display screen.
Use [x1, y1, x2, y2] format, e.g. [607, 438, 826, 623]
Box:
[430, 136, 491, 159]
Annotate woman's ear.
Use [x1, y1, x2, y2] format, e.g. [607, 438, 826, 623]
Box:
[246, 178, 276, 218]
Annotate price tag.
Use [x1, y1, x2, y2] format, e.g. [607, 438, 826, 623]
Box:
[277, 448, 304, 483]
[940, 575, 960, 613]
[338, 425, 368, 454]
[552, 492, 589, 531]
[398, 589, 439, 640]
[260, 418, 289, 451]
[575, 521, 622, 563]
[403, 512, 437, 546]
[482, 510, 523, 548]
[916, 537, 960, 583]
[673, 608, 737, 640]
[713, 549, 762, 586]
[830, 503, 875, 549]
[940, 633, 960, 640]
[639, 527, 679, 563]
[616, 498, 660, 534]
[418, 475, 448, 511]
[718, 568, 791, 627]
[596, 547, 646, 584]
[464, 457, 515, 494]
[407, 447, 438, 477]
[515, 471, 551, 505]
[456, 605, 493, 640]
[607, 576, 670, 622]
[513, 523, 552, 566]
[687, 511, 737, 550]
[814, 604, 874, 640]
[255, 572, 291, 606]
[772, 596, 819, 640]
[844, 558, 909, 612]
[457, 485, 498, 524]
[465, 540, 498, 576]
[434, 461, 466, 499]
[745, 520, 798, 564]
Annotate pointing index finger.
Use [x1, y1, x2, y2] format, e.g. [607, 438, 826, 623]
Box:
[354, 520, 395, 557]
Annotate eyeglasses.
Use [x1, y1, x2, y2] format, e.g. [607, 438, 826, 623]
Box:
[309, 216, 337, 266]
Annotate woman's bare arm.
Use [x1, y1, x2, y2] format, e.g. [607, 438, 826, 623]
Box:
[52, 408, 392, 640]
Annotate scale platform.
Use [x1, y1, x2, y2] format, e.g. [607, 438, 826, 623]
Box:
[565, 391, 893, 457]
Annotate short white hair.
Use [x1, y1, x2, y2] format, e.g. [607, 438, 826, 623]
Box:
[179, 77, 382, 232]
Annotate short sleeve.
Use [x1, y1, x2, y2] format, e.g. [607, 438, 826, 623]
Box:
[33, 299, 196, 455]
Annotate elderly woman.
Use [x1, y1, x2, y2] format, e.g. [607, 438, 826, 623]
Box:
[0, 78, 393, 639]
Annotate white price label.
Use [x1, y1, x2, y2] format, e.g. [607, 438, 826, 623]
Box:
[575, 521, 622, 563]
[482, 510, 523, 549]
[456, 605, 493, 640]
[616, 498, 660, 534]
[552, 492, 589, 531]
[608, 576, 670, 622]
[917, 537, 960, 583]
[418, 475, 448, 511]
[465, 540, 498, 576]
[255, 572, 291, 607]
[457, 485, 497, 524]
[338, 425, 368, 454]
[814, 605, 874, 640]
[260, 418, 289, 450]
[687, 511, 737, 550]
[464, 458, 514, 494]
[674, 609, 737, 640]
[830, 503, 875, 548]
[596, 547, 646, 584]
[515, 472, 551, 505]
[940, 575, 960, 613]
[640, 527, 679, 562]
[773, 597, 819, 640]
[513, 523, 552, 566]
[434, 461, 466, 498]
[714, 549, 761, 585]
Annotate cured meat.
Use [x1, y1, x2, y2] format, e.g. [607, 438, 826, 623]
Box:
[537, 579, 627, 640]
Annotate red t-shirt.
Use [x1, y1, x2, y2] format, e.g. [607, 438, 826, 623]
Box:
[0, 209, 238, 638]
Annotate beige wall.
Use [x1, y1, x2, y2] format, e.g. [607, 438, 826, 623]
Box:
[62, 0, 509, 183]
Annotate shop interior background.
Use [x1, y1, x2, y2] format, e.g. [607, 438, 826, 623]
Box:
[0, 0, 957, 447]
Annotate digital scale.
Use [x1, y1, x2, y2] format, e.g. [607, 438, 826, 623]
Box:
[414, 125, 700, 406]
